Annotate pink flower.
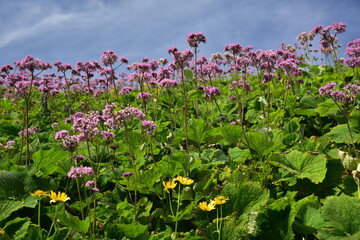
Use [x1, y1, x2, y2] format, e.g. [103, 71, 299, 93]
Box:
[142, 120, 157, 134]
[186, 32, 206, 48]
[100, 50, 118, 66]
[67, 166, 93, 178]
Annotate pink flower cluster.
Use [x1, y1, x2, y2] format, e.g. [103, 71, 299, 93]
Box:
[67, 166, 93, 178]
[204, 86, 221, 99]
[142, 120, 157, 134]
[186, 32, 206, 48]
[319, 82, 360, 105]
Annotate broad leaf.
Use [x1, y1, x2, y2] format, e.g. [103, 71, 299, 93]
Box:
[0, 200, 23, 222]
[317, 195, 360, 239]
[56, 211, 90, 233]
[270, 150, 327, 184]
[32, 148, 68, 175]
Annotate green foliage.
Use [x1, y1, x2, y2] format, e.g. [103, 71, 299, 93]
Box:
[270, 150, 327, 185]
[317, 195, 360, 239]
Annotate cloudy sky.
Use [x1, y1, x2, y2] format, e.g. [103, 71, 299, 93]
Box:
[0, 0, 359, 67]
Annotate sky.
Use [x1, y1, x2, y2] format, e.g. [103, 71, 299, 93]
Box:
[0, 0, 359, 68]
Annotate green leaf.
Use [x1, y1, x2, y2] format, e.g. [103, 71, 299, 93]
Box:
[187, 118, 213, 147]
[326, 124, 360, 143]
[284, 118, 301, 134]
[183, 69, 194, 81]
[270, 150, 327, 184]
[291, 195, 324, 235]
[317, 195, 360, 239]
[246, 131, 284, 160]
[31, 148, 68, 175]
[56, 211, 90, 233]
[3, 217, 31, 240]
[201, 149, 228, 165]
[117, 221, 149, 239]
[0, 200, 23, 222]
[156, 155, 183, 178]
[0, 170, 27, 198]
[228, 147, 251, 164]
[220, 124, 243, 145]
[317, 99, 340, 117]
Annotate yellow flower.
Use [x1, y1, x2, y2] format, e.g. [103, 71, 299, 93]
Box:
[0, 227, 5, 236]
[213, 196, 229, 205]
[198, 200, 216, 211]
[163, 180, 177, 193]
[48, 191, 70, 203]
[30, 190, 48, 197]
[175, 176, 194, 185]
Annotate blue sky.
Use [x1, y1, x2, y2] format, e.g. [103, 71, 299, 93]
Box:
[0, 0, 359, 67]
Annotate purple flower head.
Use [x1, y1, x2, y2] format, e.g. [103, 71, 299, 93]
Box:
[110, 145, 119, 150]
[85, 180, 95, 187]
[204, 86, 220, 99]
[318, 82, 337, 95]
[4, 140, 16, 149]
[14, 55, 52, 72]
[229, 96, 237, 102]
[311, 25, 323, 34]
[18, 128, 33, 136]
[345, 39, 360, 58]
[101, 131, 115, 143]
[224, 44, 242, 55]
[120, 87, 134, 95]
[170, 49, 194, 68]
[122, 172, 134, 177]
[186, 32, 206, 48]
[168, 47, 178, 54]
[85, 179, 99, 192]
[142, 120, 157, 134]
[332, 22, 347, 34]
[54, 61, 72, 72]
[67, 166, 93, 178]
[263, 73, 275, 83]
[71, 155, 85, 162]
[137, 92, 152, 101]
[344, 58, 360, 68]
[160, 79, 178, 89]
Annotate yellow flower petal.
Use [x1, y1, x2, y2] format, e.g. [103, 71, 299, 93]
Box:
[213, 196, 229, 205]
[163, 180, 177, 192]
[175, 176, 194, 185]
[48, 191, 70, 203]
[30, 190, 48, 197]
[198, 200, 216, 211]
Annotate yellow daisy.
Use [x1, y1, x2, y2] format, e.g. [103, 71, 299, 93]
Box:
[198, 200, 216, 211]
[30, 190, 48, 197]
[213, 196, 229, 205]
[48, 191, 70, 203]
[175, 176, 194, 185]
[163, 180, 177, 193]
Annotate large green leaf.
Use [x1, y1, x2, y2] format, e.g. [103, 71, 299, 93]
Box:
[291, 195, 324, 235]
[317, 99, 340, 117]
[117, 221, 149, 239]
[246, 130, 284, 160]
[317, 195, 360, 239]
[31, 148, 68, 175]
[220, 124, 243, 145]
[0, 171, 27, 198]
[270, 150, 327, 184]
[326, 124, 360, 143]
[0, 200, 23, 222]
[327, 110, 360, 143]
[56, 211, 90, 233]
[187, 118, 213, 147]
[3, 217, 31, 240]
